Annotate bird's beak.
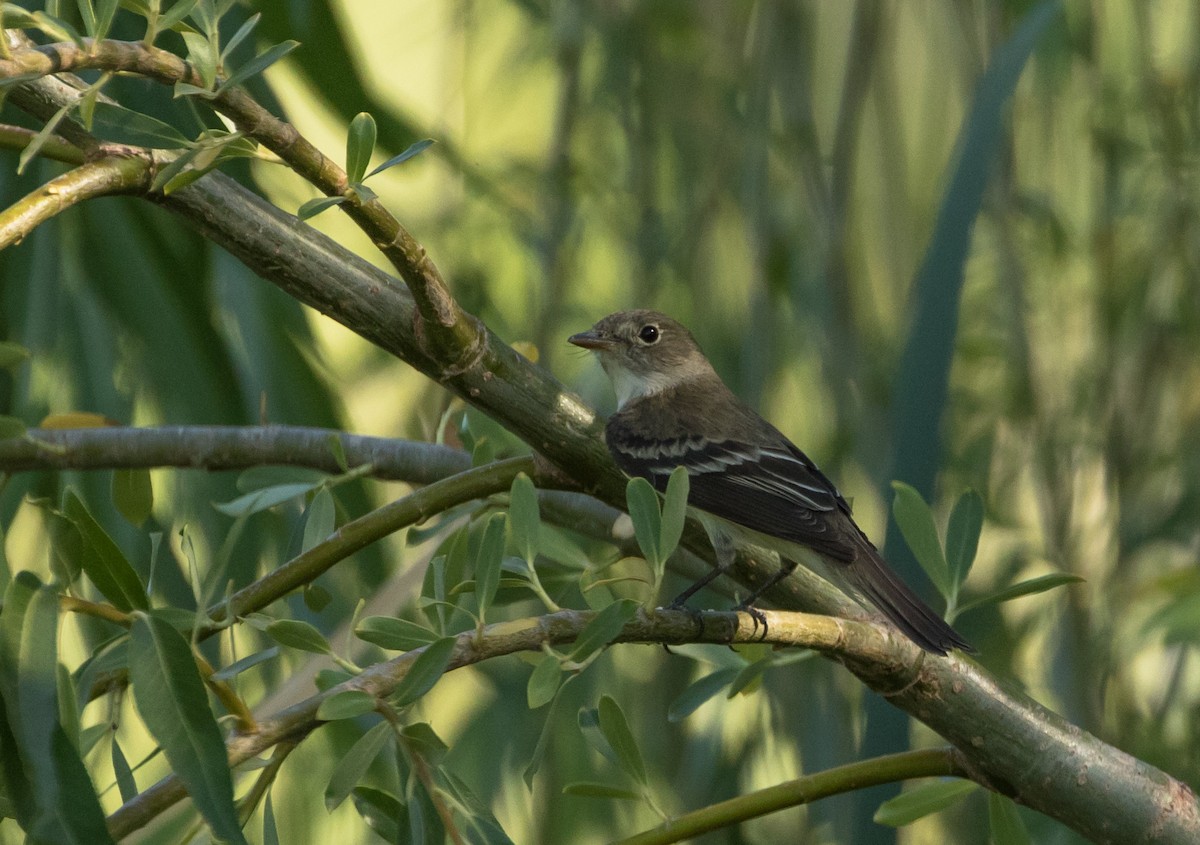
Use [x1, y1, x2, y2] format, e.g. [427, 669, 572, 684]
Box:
[568, 330, 618, 351]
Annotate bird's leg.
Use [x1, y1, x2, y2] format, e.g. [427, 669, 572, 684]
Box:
[731, 558, 799, 641]
[666, 521, 770, 641]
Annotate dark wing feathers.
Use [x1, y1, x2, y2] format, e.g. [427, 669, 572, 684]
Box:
[606, 431, 858, 563]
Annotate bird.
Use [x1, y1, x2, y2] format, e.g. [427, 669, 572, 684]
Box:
[569, 309, 972, 655]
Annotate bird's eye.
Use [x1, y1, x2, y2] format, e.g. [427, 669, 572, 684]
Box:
[637, 324, 660, 345]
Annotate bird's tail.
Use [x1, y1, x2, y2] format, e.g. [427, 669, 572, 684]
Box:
[841, 536, 974, 656]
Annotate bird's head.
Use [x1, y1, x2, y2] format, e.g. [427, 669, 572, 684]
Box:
[568, 310, 715, 408]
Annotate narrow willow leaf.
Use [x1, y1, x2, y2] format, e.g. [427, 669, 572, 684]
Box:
[64, 491, 148, 611]
[93, 0, 119, 42]
[392, 637, 456, 707]
[625, 477, 662, 568]
[401, 722, 448, 764]
[0, 341, 29, 368]
[219, 11, 261, 63]
[874, 780, 978, 827]
[597, 695, 646, 787]
[523, 675, 574, 788]
[945, 489, 984, 590]
[265, 619, 331, 655]
[365, 138, 435, 179]
[215, 40, 299, 95]
[180, 30, 217, 90]
[355, 616, 440, 651]
[213, 481, 321, 517]
[474, 513, 507, 620]
[302, 487, 336, 552]
[210, 647, 279, 682]
[297, 196, 346, 220]
[159, 0, 201, 31]
[352, 786, 408, 844]
[526, 654, 562, 709]
[989, 792, 1031, 844]
[129, 613, 248, 845]
[324, 721, 390, 812]
[237, 466, 329, 491]
[55, 661, 78, 750]
[509, 474, 540, 564]
[262, 789, 280, 845]
[110, 736, 137, 803]
[562, 782, 642, 801]
[667, 667, 739, 723]
[569, 599, 638, 662]
[891, 481, 950, 597]
[955, 573, 1084, 618]
[17, 101, 72, 175]
[90, 102, 191, 149]
[317, 690, 377, 722]
[658, 467, 690, 563]
[345, 112, 377, 184]
[112, 468, 154, 526]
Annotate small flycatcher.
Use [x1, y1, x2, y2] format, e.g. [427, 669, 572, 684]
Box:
[570, 309, 971, 655]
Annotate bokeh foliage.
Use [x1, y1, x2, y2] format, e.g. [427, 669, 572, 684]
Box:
[2, 1, 1200, 843]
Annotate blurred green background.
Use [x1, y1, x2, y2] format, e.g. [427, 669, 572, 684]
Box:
[3, 1, 1200, 842]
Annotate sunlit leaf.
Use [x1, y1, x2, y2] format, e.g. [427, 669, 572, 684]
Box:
[658, 466, 690, 564]
[625, 477, 662, 568]
[891, 481, 950, 598]
[364, 138, 435, 179]
[597, 695, 646, 787]
[297, 196, 347, 220]
[874, 780, 978, 827]
[392, 637, 456, 707]
[317, 690, 377, 722]
[215, 40, 299, 95]
[346, 112, 377, 184]
[112, 468, 154, 526]
[474, 512, 507, 620]
[265, 619, 331, 655]
[355, 616, 440, 651]
[569, 599, 638, 662]
[129, 612, 248, 845]
[509, 473, 540, 564]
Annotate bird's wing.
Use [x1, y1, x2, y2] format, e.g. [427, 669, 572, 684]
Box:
[607, 432, 858, 563]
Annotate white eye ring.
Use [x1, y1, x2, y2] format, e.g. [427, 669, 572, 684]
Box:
[637, 324, 660, 345]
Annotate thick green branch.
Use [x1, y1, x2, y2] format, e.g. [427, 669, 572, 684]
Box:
[619, 748, 968, 845]
[0, 153, 153, 249]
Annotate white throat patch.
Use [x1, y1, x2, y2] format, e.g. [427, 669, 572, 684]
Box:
[604, 362, 685, 409]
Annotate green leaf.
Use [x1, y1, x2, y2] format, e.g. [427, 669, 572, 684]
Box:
[158, 0, 201, 32]
[324, 721, 390, 812]
[297, 196, 346, 220]
[352, 786, 408, 844]
[474, 513, 507, 620]
[667, 667, 739, 722]
[0, 415, 25, 440]
[93, 0, 120, 43]
[213, 482, 322, 517]
[626, 477, 663, 568]
[219, 11, 261, 63]
[112, 468, 154, 526]
[89, 102, 191, 149]
[597, 695, 646, 787]
[110, 736, 138, 803]
[955, 573, 1084, 618]
[945, 489, 984, 591]
[891, 481, 950, 597]
[988, 792, 1031, 845]
[237, 466, 329, 491]
[179, 30, 216, 90]
[265, 619, 331, 654]
[262, 789, 280, 845]
[210, 647, 280, 682]
[317, 690, 377, 722]
[400, 722, 448, 764]
[873, 779, 978, 827]
[569, 599, 638, 662]
[303, 583, 332, 613]
[64, 491, 148, 611]
[355, 616, 440, 651]
[346, 112, 377, 184]
[509, 473, 540, 564]
[129, 612, 248, 845]
[365, 138, 435, 179]
[0, 341, 29, 369]
[658, 466, 690, 563]
[215, 40, 299, 95]
[526, 654, 562, 709]
[562, 782, 642, 801]
[18, 101, 72, 175]
[392, 637, 456, 707]
[302, 487, 336, 552]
